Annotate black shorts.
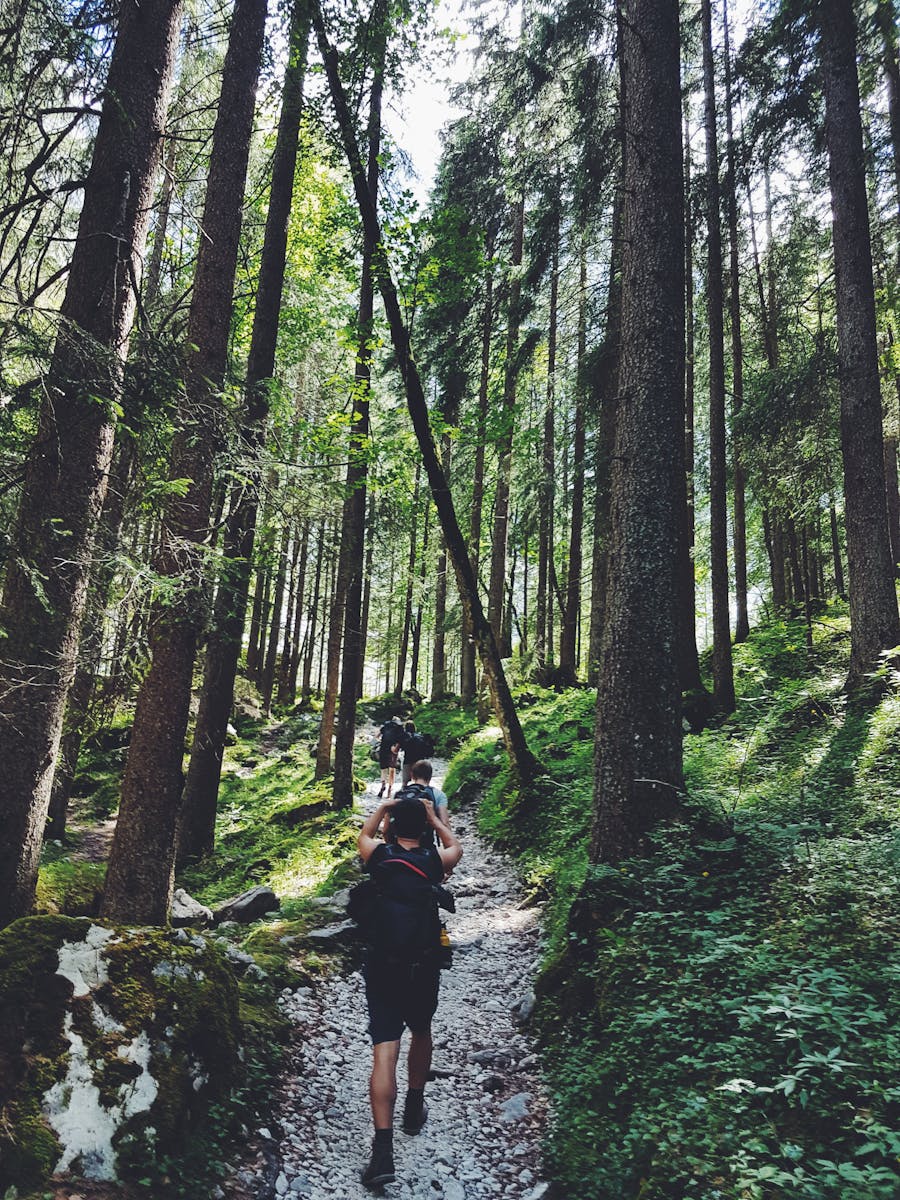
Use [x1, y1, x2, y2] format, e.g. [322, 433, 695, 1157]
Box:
[364, 956, 440, 1044]
[378, 747, 397, 769]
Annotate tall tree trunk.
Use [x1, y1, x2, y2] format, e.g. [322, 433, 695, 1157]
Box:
[301, 521, 326, 704]
[277, 524, 304, 704]
[677, 103, 705, 694]
[589, 0, 684, 862]
[588, 189, 623, 688]
[333, 8, 386, 805]
[830, 503, 846, 598]
[536, 227, 558, 678]
[430, 434, 452, 698]
[819, 0, 900, 686]
[884, 436, 900, 573]
[701, 0, 735, 713]
[358, 494, 376, 697]
[177, 0, 308, 858]
[559, 243, 588, 682]
[145, 135, 178, 310]
[460, 247, 494, 702]
[411, 504, 430, 691]
[314, 4, 538, 780]
[47, 435, 138, 840]
[875, 0, 900, 254]
[487, 197, 525, 654]
[0, 0, 182, 928]
[261, 518, 291, 713]
[102, 0, 267, 923]
[395, 465, 421, 696]
[723, 0, 749, 644]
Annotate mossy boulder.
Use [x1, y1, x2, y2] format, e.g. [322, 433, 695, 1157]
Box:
[0, 915, 241, 1192]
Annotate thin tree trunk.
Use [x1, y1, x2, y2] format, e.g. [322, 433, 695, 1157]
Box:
[177, 0, 309, 854]
[701, 0, 735, 712]
[261, 518, 291, 713]
[830, 503, 846, 598]
[536, 226, 558, 678]
[487, 197, 525, 653]
[395, 465, 421, 696]
[460, 248, 493, 702]
[333, 8, 386, 805]
[589, 0, 685, 862]
[559, 242, 587, 682]
[723, 0, 749, 643]
[301, 522, 326, 704]
[103, 0, 267, 923]
[0, 0, 182, 927]
[358, 495, 376, 697]
[820, 0, 900, 685]
[884, 436, 900, 573]
[314, 4, 538, 780]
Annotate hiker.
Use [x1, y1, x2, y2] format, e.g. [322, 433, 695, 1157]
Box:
[356, 794, 463, 1189]
[377, 713, 404, 798]
[399, 720, 435, 786]
[380, 759, 451, 845]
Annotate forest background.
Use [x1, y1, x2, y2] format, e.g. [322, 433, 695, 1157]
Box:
[2, 0, 900, 1193]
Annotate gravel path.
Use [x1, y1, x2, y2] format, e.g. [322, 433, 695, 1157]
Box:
[269, 762, 549, 1200]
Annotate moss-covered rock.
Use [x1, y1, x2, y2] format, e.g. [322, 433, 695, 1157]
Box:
[0, 915, 241, 1192]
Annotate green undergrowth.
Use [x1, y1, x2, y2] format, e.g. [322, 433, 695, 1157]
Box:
[444, 606, 900, 1199]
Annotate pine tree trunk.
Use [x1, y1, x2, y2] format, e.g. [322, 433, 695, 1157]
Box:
[395, 466, 421, 696]
[559, 243, 587, 682]
[358, 495, 376, 698]
[102, 0, 266, 922]
[315, 509, 346, 777]
[177, 0, 309, 855]
[884, 436, 900, 573]
[588, 190, 623, 688]
[315, 4, 538, 780]
[536, 230, 558, 678]
[677, 104, 704, 694]
[261, 519, 291, 713]
[701, 0, 735, 713]
[830, 503, 846, 598]
[487, 198, 524, 652]
[820, 0, 900, 685]
[301, 522, 326, 704]
[875, 0, 900, 250]
[589, 0, 685, 863]
[0, 0, 182, 927]
[333, 12, 385, 805]
[723, 0, 749, 644]
[460, 251, 493, 702]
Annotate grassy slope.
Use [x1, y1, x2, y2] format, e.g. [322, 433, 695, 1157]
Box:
[441, 608, 900, 1200]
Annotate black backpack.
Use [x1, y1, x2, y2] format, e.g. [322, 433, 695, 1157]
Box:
[349, 845, 441, 964]
[403, 731, 434, 762]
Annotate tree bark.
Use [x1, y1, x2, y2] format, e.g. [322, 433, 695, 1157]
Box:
[0, 0, 182, 928]
[589, 0, 685, 862]
[820, 0, 900, 685]
[314, 4, 538, 781]
[701, 0, 735, 713]
[487, 197, 525, 654]
[102, 0, 267, 922]
[536, 228, 558, 677]
[559, 243, 587, 683]
[723, 0, 749, 643]
[460, 247, 493, 702]
[333, 6, 386, 805]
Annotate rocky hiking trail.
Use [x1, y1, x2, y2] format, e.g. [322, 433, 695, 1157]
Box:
[229, 756, 550, 1200]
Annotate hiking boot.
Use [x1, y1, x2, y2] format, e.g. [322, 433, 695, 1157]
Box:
[377, 785, 385, 798]
[401, 1099, 428, 1135]
[361, 1141, 395, 1189]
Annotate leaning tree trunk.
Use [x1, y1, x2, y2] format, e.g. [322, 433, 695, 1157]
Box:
[589, 0, 685, 863]
[820, 0, 900, 686]
[314, 3, 538, 781]
[701, 0, 735, 713]
[0, 0, 182, 928]
[103, 0, 267, 923]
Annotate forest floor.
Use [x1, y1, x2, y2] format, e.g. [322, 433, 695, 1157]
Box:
[222, 755, 550, 1200]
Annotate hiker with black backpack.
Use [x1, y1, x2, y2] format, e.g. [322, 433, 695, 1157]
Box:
[380, 759, 451, 845]
[356, 794, 462, 1189]
[398, 720, 435, 786]
[376, 712, 404, 798]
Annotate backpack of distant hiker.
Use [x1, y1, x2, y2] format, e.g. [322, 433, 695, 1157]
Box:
[379, 720, 402, 755]
[369, 734, 380, 763]
[402, 731, 434, 763]
[350, 844, 443, 964]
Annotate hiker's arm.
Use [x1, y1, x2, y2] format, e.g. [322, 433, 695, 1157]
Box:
[358, 801, 395, 862]
[424, 800, 462, 873]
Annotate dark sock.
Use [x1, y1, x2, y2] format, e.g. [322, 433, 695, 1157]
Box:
[405, 1087, 424, 1115]
[374, 1128, 392, 1149]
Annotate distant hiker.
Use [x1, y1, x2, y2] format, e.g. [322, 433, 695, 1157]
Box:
[356, 794, 462, 1189]
[399, 720, 435, 786]
[377, 713, 404, 798]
